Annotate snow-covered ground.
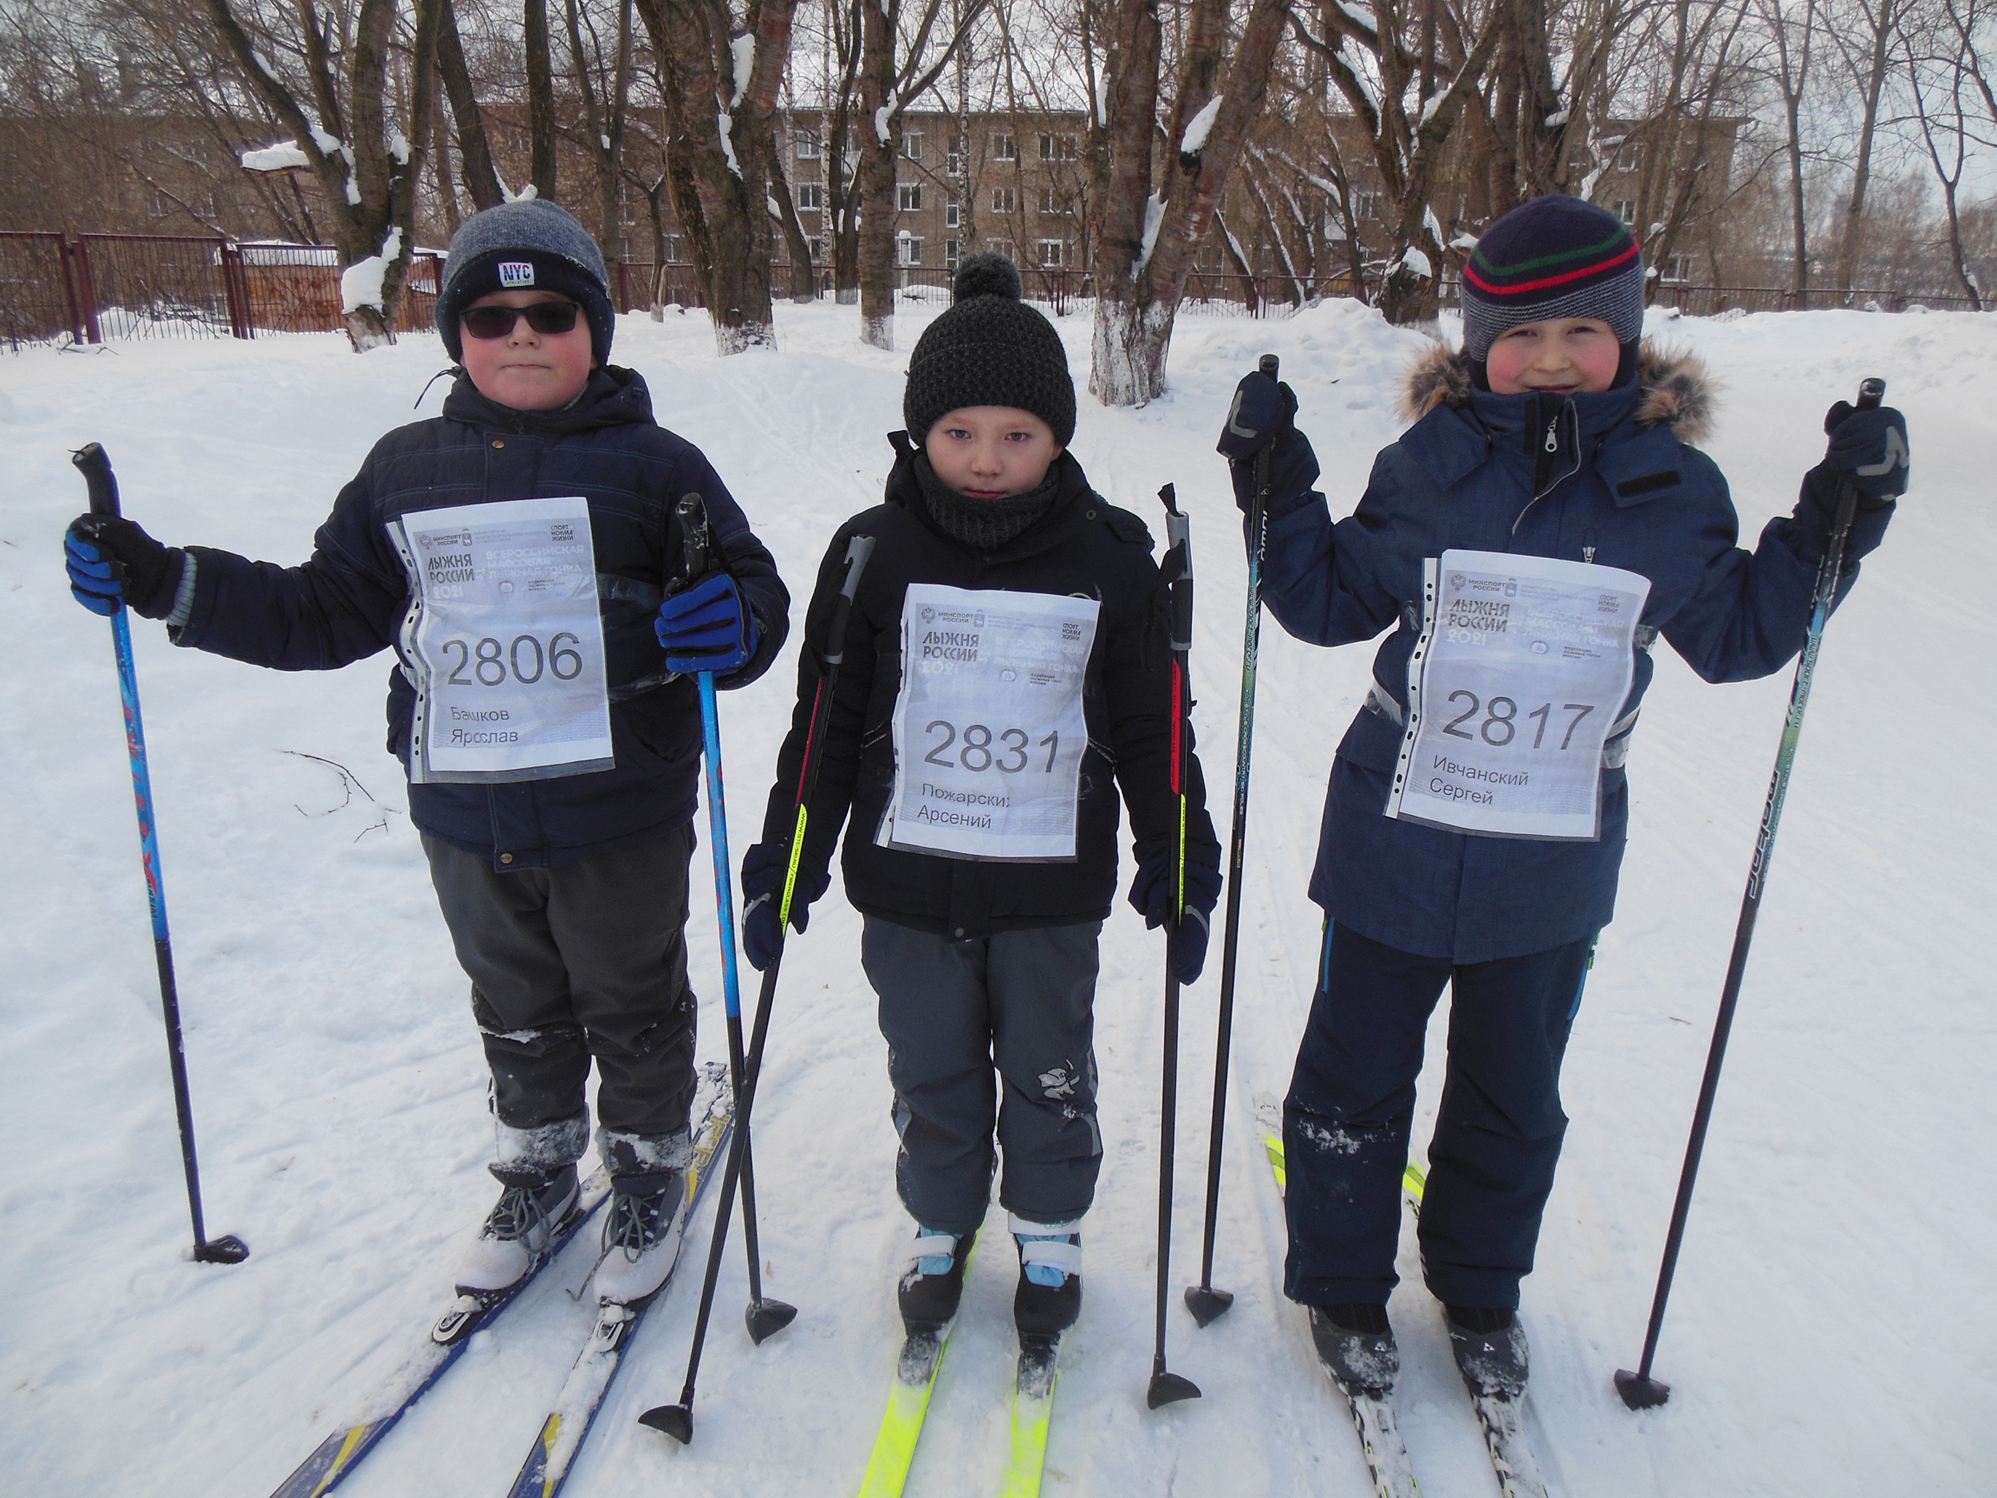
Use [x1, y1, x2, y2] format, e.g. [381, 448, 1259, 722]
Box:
[2, 296, 1991, 1498]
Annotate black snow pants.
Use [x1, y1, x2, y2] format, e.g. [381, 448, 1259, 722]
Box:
[1283, 920, 1595, 1311]
[862, 916, 1104, 1236]
[423, 821, 699, 1172]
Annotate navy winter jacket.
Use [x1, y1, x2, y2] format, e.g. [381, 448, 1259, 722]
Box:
[1260, 344, 1889, 963]
[171, 366, 789, 869]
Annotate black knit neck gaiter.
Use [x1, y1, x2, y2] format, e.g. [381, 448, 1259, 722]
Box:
[913, 452, 1064, 552]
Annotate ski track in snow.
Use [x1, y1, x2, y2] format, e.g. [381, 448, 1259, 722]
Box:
[1, 301, 1992, 1496]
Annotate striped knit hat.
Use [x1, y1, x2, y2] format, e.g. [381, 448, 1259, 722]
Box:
[1460, 195, 1644, 361]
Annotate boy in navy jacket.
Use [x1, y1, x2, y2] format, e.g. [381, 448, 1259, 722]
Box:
[1218, 195, 1908, 1402]
[64, 201, 789, 1310]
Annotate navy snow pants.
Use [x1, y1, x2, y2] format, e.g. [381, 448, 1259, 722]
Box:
[1283, 921, 1594, 1310]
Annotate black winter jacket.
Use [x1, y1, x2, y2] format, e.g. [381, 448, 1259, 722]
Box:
[755, 438, 1219, 939]
[171, 366, 788, 869]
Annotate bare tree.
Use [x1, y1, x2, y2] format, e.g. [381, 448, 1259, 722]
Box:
[854, 0, 988, 348]
[1902, 0, 1993, 305]
[564, 0, 637, 292]
[436, 0, 509, 209]
[201, 0, 445, 347]
[1757, 0, 1818, 293]
[635, 0, 799, 351]
[1825, 0, 1912, 296]
[1290, 0, 1502, 324]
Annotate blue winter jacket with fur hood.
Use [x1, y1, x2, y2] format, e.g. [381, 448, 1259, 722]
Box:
[1260, 342, 1889, 963]
[169, 366, 789, 870]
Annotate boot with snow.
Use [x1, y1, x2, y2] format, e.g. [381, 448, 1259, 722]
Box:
[593, 1170, 688, 1307]
[1011, 1215, 1083, 1339]
[453, 1163, 581, 1297]
[1447, 1304, 1530, 1399]
[897, 1224, 977, 1336]
[1308, 1302, 1399, 1395]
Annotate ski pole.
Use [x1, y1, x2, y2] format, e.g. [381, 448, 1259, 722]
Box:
[674, 495, 796, 1347]
[1614, 377, 1885, 1411]
[71, 443, 248, 1267]
[1147, 483, 1201, 1410]
[642, 530, 876, 1445]
[1186, 351, 1279, 1329]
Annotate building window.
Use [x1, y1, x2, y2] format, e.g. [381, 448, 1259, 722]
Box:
[945, 197, 960, 228]
[902, 132, 923, 162]
[990, 239, 1014, 261]
[796, 183, 822, 211]
[1038, 133, 1076, 162]
[898, 183, 923, 212]
[945, 238, 960, 269]
[808, 236, 825, 261]
[992, 187, 1017, 213]
[1040, 188, 1065, 216]
[947, 136, 965, 176]
[991, 132, 1016, 162]
[662, 235, 684, 263]
[1660, 252, 1690, 283]
[899, 236, 924, 266]
[1037, 239, 1064, 266]
[794, 130, 819, 159]
[1352, 191, 1378, 220]
[1614, 199, 1636, 225]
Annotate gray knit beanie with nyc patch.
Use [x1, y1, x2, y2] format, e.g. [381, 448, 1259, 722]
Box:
[436, 199, 616, 366]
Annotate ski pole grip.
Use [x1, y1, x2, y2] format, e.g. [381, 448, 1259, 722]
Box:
[1854, 377, 1884, 410]
[1258, 354, 1278, 380]
[73, 443, 121, 519]
[838, 534, 875, 602]
[676, 493, 711, 584]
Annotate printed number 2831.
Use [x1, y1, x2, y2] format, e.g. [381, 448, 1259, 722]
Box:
[923, 720, 1058, 773]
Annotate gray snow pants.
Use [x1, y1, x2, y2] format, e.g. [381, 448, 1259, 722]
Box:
[862, 916, 1104, 1236]
[423, 823, 699, 1168]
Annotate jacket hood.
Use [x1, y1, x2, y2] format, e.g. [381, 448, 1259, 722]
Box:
[1397, 339, 1716, 446]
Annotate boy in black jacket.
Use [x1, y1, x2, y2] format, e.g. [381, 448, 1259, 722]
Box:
[737, 255, 1222, 1340]
[62, 200, 789, 1310]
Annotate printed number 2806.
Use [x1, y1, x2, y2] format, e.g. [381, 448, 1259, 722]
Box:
[924, 720, 1058, 773]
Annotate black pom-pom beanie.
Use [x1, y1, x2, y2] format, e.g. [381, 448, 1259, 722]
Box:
[903, 253, 1076, 446]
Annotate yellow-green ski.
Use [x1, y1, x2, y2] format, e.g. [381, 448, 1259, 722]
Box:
[854, 1317, 961, 1498]
[998, 1334, 1061, 1498]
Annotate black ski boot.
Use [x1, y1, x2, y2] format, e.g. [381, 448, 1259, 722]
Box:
[1308, 1302, 1399, 1395]
[1446, 1304, 1530, 1400]
[1011, 1216, 1083, 1338]
[898, 1225, 976, 1335]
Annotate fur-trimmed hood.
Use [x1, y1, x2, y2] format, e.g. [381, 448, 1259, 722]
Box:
[1397, 339, 1716, 446]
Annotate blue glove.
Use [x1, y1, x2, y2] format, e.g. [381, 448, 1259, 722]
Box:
[739, 841, 830, 972]
[64, 515, 183, 618]
[656, 570, 759, 675]
[1129, 858, 1224, 985]
[1216, 370, 1321, 520]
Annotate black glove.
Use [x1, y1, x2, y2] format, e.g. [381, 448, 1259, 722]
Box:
[739, 840, 830, 972]
[1792, 401, 1908, 563]
[1216, 369, 1322, 520]
[64, 515, 184, 619]
[1129, 858, 1224, 985]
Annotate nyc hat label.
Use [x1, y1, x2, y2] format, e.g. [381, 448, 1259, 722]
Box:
[497, 261, 536, 287]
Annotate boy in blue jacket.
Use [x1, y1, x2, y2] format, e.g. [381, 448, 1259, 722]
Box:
[63, 200, 788, 1311]
[1217, 195, 1908, 1403]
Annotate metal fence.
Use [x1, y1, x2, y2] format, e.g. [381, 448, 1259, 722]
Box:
[4, 231, 1983, 352]
[0, 231, 443, 349]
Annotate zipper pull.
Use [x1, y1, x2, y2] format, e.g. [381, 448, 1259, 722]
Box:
[1544, 417, 1559, 454]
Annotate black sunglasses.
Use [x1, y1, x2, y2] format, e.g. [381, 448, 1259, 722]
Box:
[461, 300, 583, 340]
